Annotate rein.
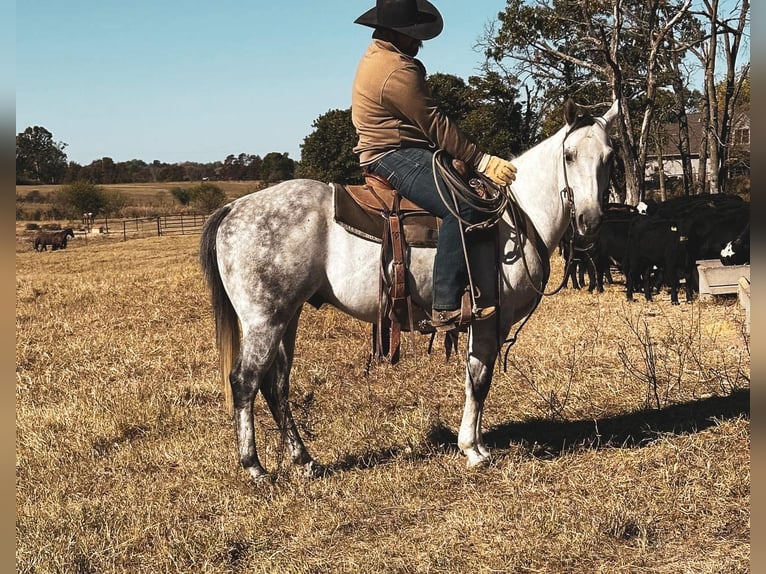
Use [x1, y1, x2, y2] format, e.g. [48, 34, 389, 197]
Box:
[497, 126, 584, 369]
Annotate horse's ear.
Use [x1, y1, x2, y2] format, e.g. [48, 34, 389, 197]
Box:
[564, 99, 579, 126]
[601, 100, 620, 126]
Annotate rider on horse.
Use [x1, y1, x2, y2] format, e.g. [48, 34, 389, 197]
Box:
[351, 0, 518, 333]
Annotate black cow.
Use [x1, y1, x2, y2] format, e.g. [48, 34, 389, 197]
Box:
[637, 195, 749, 291]
[686, 203, 749, 260]
[624, 216, 693, 305]
[592, 209, 640, 292]
[720, 221, 750, 265]
[637, 193, 743, 217]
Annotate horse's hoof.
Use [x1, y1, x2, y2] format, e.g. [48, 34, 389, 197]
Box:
[465, 450, 491, 469]
[303, 460, 329, 480]
[246, 466, 270, 482]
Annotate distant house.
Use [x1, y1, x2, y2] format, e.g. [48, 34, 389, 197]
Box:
[645, 111, 750, 187]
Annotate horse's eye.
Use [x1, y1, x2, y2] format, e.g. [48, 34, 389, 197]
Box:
[564, 150, 576, 163]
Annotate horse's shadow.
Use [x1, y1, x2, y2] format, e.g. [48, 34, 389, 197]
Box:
[328, 388, 749, 473]
[482, 387, 750, 459]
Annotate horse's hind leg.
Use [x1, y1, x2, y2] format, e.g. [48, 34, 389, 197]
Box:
[230, 325, 294, 481]
[229, 352, 269, 480]
[260, 313, 324, 479]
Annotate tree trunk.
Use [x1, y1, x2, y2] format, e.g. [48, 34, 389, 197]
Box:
[668, 56, 694, 195]
[704, 0, 720, 194]
[655, 133, 667, 202]
[697, 99, 709, 194]
[717, 0, 749, 194]
[607, 2, 641, 206]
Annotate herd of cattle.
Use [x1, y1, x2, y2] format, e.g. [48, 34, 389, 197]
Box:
[563, 193, 750, 304]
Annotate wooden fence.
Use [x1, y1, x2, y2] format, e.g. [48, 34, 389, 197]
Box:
[114, 213, 209, 241]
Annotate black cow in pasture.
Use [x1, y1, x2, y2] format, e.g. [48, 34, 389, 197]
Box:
[720, 221, 750, 265]
[637, 193, 743, 217]
[685, 203, 749, 260]
[623, 216, 693, 305]
[637, 194, 749, 291]
[592, 208, 640, 292]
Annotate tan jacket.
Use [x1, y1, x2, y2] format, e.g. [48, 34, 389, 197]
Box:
[351, 39, 483, 167]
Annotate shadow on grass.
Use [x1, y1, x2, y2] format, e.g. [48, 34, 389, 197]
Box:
[327, 388, 749, 473]
[482, 387, 750, 458]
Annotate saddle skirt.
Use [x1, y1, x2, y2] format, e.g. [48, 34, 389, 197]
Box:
[332, 176, 440, 247]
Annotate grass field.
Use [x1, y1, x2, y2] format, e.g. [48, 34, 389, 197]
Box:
[16, 229, 750, 572]
[16, 181, 263, 201]
[15, 181, 264, 222]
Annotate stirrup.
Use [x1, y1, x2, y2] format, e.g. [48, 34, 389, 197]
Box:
[473, 305, 496, 320]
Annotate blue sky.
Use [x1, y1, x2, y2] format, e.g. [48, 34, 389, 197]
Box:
[16, 1, 749, 167]
[16, 1, 508, 165]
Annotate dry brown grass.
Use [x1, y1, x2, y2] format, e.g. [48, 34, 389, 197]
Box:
[16, 232, 750, 573]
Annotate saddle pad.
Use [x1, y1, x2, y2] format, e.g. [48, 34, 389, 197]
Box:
[333, 183, 439, 247]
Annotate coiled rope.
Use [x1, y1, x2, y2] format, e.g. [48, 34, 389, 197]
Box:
[430, 149, 512, 316]
[431, 149, 510, 231]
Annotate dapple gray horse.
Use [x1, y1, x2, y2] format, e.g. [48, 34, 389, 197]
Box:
[200, 99, 619, 480]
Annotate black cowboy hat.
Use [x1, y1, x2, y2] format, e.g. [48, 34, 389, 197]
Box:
[354, 0, 443, 41]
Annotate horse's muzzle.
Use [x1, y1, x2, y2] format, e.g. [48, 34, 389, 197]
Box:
[577, 212, 601, 239]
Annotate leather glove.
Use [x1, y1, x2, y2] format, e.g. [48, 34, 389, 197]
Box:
[477, 154, 517, 185]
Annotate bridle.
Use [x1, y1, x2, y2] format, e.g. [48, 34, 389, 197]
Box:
[510, 122, 583, 299]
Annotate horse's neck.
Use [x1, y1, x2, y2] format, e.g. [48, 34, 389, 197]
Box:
[509, 128, 569, 253]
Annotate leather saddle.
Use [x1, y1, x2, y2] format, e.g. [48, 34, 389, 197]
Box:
[333, 172, 439, 247]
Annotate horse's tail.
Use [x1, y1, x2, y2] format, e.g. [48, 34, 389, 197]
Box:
[199, 205, 238, 415]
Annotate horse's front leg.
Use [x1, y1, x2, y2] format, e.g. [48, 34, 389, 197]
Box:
[457, 327, 496, 468]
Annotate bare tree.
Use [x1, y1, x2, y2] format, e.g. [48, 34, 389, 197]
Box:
[483, 0, 695, 205]
[688, 0, 749, 193]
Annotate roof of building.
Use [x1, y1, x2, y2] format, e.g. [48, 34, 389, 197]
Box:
[649, 111, 750, 160]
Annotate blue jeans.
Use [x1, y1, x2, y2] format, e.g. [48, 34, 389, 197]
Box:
[369, 148, 491, 310]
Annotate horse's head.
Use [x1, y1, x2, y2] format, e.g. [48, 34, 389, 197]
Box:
[561, 99, 619, 239]
[64, 228, 75, 238]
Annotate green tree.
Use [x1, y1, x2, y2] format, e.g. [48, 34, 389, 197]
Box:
[170, 186, 194, 206]
[299, 109, 361, 184]
[190, 182, 226, 213]
[462, 72, 525, 157]
[483, 0, 697, 203]
[260, 152, 295, 183]
[426, 73, 473, 122]
[50, 181, 107, 218]
[16, 126, 68, 184]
